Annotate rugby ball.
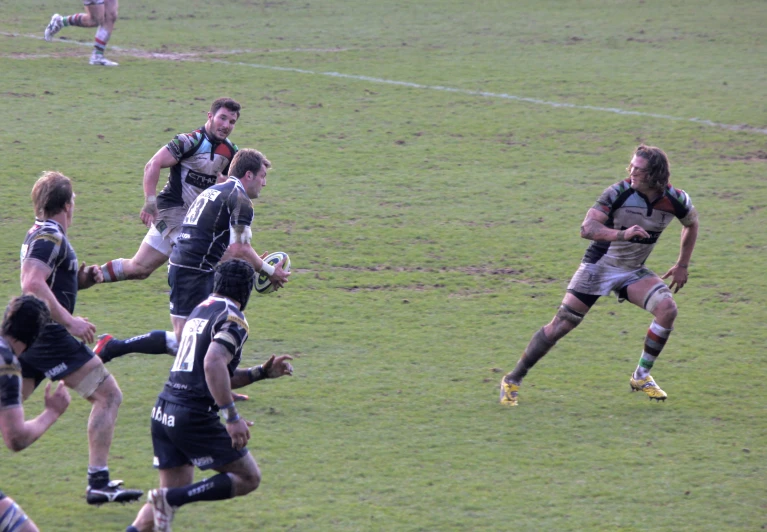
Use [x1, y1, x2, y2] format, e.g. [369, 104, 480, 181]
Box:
[255, 251, 291, 294]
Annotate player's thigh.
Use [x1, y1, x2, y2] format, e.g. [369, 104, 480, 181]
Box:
[0, 496, 39, 532]
[61, 356, 119, 403]
[84, 2, 105, 25]
[624, 273, 673, 312]
[130, 240, 170, 275]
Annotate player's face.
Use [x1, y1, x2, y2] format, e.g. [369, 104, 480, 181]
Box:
[207, 108, 239, 142]
[246, 167, 267, 199]
[628, 155, 651, 191]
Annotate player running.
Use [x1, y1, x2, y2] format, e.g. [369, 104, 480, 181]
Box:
[96, 148, 289, 362]
[125, 260, 294, 532]
[500, 145, 699, 406]
[20, 171, 143, 504]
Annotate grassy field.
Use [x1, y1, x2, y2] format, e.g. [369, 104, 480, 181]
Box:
[1, 0, 766, 530]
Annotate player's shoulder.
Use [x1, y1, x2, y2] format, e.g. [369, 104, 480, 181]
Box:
[0, 340, 20, 371]
[664, 183, 691, 203]
[28, 219, 65, 242]
[221, 302, 249, 333]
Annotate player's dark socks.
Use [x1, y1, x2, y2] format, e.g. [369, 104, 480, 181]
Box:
[88, 468, 110, 489]
[507, 327, 557, 383]
[126, 527, 139, 532]
[165, 473, 234, 508]
[103, 330, 169, 360]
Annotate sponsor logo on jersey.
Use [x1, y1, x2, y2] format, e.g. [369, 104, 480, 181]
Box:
[185, 170, 217, 190]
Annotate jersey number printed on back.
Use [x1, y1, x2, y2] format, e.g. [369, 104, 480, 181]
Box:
[170, 318, 208, 373]
[183, 189, 222, 226]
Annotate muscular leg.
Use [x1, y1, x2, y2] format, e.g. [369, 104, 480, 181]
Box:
[62, 357, 122, 470]
[0, 496, 39, 532]
[101, 241, 169, 282]
[626, 276, 678, 380]
[92, 0, 119, 62]
[504, 292, 592, 385]
[62, 4, 104, 28]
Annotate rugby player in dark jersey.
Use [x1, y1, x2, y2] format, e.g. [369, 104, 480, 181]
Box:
[96, 148, 289, 363]
[500, 145, 699, 406]
[0, 295, 70, 532]
[125, 260, 294, 532]
[19, 171, 143, 504]
[93, 98, 241, 360]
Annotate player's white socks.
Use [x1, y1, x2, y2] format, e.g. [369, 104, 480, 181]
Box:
[93, 26, 111, 57]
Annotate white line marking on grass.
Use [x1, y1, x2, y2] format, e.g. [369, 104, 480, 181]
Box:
[4, 31, 766, 135]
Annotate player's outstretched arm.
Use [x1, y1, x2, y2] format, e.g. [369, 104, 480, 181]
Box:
[0, 382, 70, 452]
[231, 354, 294, 390]
[77, 261, 104, 290]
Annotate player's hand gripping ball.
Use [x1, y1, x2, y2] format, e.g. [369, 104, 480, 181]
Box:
[255, 251, 291, 294]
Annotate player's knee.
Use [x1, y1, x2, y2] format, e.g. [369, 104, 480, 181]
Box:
[90, 374, 123, 409]
[653, 297, 678, 323]
[239, 466, 261, 495]
[644, 282, 675, 319]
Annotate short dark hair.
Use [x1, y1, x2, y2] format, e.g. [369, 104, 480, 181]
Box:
[229, 148, 271, 178]
[210, 97, 241, 119]
[2, 295, 50, 348]
[31, 171, 73, 219]
[633, 144, 671, 189]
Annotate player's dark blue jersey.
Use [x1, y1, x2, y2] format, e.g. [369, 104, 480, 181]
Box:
[0, 338, 23, 411]
[169, 177, 254, 271]
[159, 296, 249, 412]
[20, 219, 79, 315]
[156, 126, 238, 211]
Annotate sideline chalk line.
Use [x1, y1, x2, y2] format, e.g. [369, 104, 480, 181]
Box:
[3, 31, 766, 135]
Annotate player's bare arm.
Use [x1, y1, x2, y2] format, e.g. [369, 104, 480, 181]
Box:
[21, 260, 97, 343]
[77, 261, 104, 290]
[580, 208, 650, 242]
[223, 241, 290, 290]
[141, 146, 179, 227]
[204, 342, 251, 449]
[0, 382, 70, 452]
[662, 217, 699, 293]
[231, 355, 294, 390]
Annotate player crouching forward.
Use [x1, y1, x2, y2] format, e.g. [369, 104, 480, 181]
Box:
[126, 260, 294, 532]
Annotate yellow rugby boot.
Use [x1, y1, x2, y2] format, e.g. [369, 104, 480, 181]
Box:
[499, 378, 520, 406]
[630, 375, 667, 402]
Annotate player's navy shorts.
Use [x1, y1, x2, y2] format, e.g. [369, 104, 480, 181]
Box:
[0, 489, 5, 500]
[19, 323, 94, 387]
[168, 265, 214, 318]
[150, 398, 248, 470]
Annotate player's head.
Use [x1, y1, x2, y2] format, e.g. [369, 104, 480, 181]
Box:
[213, 260, 256, 311]
[210, 97, 241, 119]
[207, 98, 241, 142]
[31, 171, 74, 220]
[2, 295, 50, 351]
[630, 145, 670, 190]
[230, 149, 272, 199]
